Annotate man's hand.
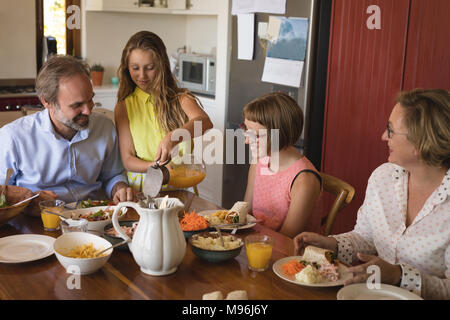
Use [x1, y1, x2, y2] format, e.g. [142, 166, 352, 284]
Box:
[111, 182, 136, 204]
[26, 190, 58, 217]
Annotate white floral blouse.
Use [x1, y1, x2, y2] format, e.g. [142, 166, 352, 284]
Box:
[332, 163, 450, 300]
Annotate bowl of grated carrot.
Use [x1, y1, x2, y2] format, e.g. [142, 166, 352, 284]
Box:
[179, 210, 210, 241]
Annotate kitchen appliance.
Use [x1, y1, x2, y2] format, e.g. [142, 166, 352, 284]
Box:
[42, 36, 57, 65]
[177, 53, 216, 96]
[221, 0, 330, 208]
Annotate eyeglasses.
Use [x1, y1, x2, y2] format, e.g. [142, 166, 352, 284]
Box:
[240, 123, 267, 140]
[386, 123, 408, 139]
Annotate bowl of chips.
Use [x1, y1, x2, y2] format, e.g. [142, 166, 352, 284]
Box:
[53, 232, 113, 275]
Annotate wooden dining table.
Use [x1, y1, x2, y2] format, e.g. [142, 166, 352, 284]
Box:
[0, 191, 341, 300]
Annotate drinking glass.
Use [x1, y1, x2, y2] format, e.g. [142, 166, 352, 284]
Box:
[245, 234, 273, 272]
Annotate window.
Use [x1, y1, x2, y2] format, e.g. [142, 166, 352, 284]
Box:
[44, 0, 66, 55]
[36, 0, 81, 71]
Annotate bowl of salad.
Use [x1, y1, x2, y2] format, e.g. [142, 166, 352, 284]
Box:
[64, 206, 127, 232]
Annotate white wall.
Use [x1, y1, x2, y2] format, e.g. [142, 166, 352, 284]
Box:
[0, 0, 36, 79]
[83, 11, 217, 84]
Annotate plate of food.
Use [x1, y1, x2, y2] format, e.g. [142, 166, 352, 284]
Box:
[197, 201, 257, 231]
[273, 246, 352, 287]
[63, 206, 127, 232]
[66, 199, 115, 209]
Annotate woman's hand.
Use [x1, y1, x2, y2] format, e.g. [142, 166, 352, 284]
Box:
[293, 232, 338, 255]
[155, 132, 177, 164]
[344, 253, 402, 286]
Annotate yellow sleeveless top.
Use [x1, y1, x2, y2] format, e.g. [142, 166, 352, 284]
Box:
[126, 87, 165, 162]
[125, 87, 190, 191]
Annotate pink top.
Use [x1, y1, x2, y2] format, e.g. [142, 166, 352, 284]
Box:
[252, 156, 320, 231]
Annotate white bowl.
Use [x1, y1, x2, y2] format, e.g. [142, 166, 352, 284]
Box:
[53, 232, 113, 275]
[63, 206, 127, 232]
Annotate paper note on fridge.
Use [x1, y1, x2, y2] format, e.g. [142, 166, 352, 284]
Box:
[232, 0, 286, 15]
[237, 13, 254, 60]
[262, 57, 304, 88]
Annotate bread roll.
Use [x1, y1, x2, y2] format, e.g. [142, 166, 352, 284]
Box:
[202, 291, 224, 300]
[225, 290, 248, 300]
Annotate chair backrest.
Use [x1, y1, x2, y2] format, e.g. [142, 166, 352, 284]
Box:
[319, 172, 355, 236]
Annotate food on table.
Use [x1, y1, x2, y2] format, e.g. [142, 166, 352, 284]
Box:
[80, 199, 114, 208]
[225, 290, 248, 300]
[302, 245, 337, 265]
[295, 265, 323, 284]
[245, 241, 273, 270]
[168, 166, 206, 188]
[61, 243, 107, 258]
[179, 211, 208, 231]
[0, 193, 7, 208]
[281, 259, 306, 276]
[191, 233, 242, 251]
[80, 208, 115, 221]
[283, 246, 341, 284]
[227, 201, 248, 224]
[204, 201, 249, 226]
[202, 290, 249, 300]
[105, 222, 138, 238]
[202, 291, 224, 300]
[204, 210, 229, 225]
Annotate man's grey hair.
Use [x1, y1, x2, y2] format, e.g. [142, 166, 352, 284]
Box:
[36, 55, 91, 105]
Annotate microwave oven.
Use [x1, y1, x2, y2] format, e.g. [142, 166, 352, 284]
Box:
[177, 53, 216, 96]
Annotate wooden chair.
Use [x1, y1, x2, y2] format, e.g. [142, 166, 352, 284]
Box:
[319, 173, 355, 236]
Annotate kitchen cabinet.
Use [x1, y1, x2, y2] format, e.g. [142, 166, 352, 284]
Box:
[320, 0, 450, 234]
[84, 0, 218, 15]
[92, 85, 118, 111]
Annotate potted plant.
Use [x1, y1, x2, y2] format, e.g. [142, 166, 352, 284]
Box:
[90, 63, 104, 86]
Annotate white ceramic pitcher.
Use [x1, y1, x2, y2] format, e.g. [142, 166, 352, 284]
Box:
[111, 197, 186, 276]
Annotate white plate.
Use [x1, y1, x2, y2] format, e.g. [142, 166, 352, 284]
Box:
[197, 210, 257, 230]
[273, 256, 353, 287]
[0, 234, 55, 263]
[337, 283, 423, 300]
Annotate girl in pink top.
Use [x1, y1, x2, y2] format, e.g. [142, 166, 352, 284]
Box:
[242, 92, 322, 238]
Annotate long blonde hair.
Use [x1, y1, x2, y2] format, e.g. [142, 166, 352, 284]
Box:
[117, 31, 191, 133]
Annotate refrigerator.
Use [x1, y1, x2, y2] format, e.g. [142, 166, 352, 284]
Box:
[221, 0, 332, 209]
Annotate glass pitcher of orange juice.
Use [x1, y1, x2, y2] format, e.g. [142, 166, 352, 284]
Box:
[167, 154, 206, 189]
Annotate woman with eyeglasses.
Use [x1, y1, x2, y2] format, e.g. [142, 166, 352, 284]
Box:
[241, 92, 322, 238]
[293, 88, 450, 299]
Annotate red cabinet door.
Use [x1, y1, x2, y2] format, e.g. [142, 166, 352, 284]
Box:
[403, 0, 450, 90]
[319, 0, 410, 234]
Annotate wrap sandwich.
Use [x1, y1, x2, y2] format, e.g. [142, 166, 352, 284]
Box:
[302, 245, 337, 266]
[224, 201, 249, 224]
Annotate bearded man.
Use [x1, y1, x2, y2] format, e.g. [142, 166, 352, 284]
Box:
[0, 55, 135, 215]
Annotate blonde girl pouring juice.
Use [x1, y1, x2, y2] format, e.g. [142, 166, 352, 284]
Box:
[115, 31, 213, 191]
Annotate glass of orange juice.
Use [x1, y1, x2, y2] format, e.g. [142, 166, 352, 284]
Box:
[245, 234, 273, 272]
[39, 200, 65, 231]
